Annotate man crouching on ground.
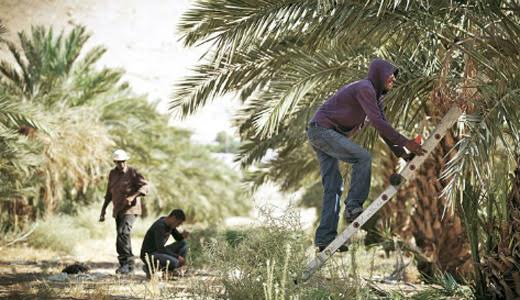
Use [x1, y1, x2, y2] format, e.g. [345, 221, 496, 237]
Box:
[140, 209, 189, 279]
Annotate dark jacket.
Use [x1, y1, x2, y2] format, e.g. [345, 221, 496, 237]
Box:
[140, 217, 184, 258]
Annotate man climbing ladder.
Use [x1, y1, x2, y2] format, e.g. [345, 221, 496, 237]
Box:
[302, 105, 464, 282]
[307, 59, 426, 253]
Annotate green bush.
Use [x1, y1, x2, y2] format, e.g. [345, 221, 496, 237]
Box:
[187, 206, 396, 299]
[74, 203, 112, 239]
[130, 216, 157, 240]
[223, 228, 248, 247]
[26, 202, 153, 253]
[214, 227, 307, 299]
[190, 210, 308, 299]
[29, 215, 91, 253]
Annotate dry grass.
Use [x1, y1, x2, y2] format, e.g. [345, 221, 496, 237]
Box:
[0, 206, 473, 299]
[0, 242, 471, 299]
[0, 246, 216, 299]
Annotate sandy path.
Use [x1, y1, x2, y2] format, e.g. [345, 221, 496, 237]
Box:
[0, 244, 217, 299]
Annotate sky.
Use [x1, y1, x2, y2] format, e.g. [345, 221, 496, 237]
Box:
[0, 0, 239, 144]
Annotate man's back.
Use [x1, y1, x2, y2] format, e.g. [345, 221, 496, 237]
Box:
[312, 79, 374, 132]
[140, 217, 184, 258]
[140, 217, 169, 257]
[311, 59, 407, 147]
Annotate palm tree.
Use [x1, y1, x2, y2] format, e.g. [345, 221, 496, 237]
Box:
[479, 156, 520, 299]
[173, 0, 520, 289]
[0, 26, 118, 215]
[0, 21, 42, 228]
[0, 24, 250, 224]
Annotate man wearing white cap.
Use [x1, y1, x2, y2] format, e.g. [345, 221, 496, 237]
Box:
[99, 149, 148, 274]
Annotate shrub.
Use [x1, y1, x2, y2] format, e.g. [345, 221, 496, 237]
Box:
[74, 204, 112, 239]
[188, 205, 397, 299]
[29, 215, 90, 253]
[214, 226, 308, 299]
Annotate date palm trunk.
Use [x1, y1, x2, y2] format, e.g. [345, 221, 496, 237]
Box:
[411, 132, 472, 279]
[480, 156, 520, 300]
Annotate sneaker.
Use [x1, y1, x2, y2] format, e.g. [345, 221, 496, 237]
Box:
[345, 207, 363, 223]
[115, 264, 133, 275]
[318, 244, 349, 253]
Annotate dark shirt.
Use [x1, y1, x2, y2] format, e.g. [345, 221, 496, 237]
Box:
[103, 166, 148, 217]
[312, 59, 408, 147]
[140, 217, 184, 258]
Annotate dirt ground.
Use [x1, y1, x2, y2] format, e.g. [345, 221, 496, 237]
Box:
[0, 238, 430, 300]
[0, 245, 219, 299]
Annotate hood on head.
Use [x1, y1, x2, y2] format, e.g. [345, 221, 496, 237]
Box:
[367, 59, 398, 97]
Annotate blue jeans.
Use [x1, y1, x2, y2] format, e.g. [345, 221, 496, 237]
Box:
[141, 240, 188, 270]
[307, 126, 372, 246]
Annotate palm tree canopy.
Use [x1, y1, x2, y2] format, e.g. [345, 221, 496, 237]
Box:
[173, 1, 520, 200]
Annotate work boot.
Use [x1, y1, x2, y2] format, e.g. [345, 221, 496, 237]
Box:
[115, 264, 133, 275]
[345, 207, 363, 223]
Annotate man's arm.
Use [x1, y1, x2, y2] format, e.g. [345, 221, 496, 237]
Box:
[376, 103, 411, 160]
[171, 228, 185, 242]
[128, 169, 148, 202]
[357, 87, 409, 147]
[134, 169, 148, 196]
[125, 169, 149, 206]
[382, 136, 406, 157]
[358, 87, 425, 156]
[99, 172, 113, 222]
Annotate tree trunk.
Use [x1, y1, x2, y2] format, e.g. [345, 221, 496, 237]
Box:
[405, 45, 474, 280]
[373, 133, 472, 280]
[411, 132, 472, 280]
[1, 197, 34, 230]
[481, 156, 520, 300]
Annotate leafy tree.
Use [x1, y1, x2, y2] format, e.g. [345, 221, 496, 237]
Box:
[211, 131, 240, 153]
[173, 0, 520, 293]
[0, 25, 250, 226]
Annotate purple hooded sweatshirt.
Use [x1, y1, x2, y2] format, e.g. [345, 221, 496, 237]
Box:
[311, 59, 408, 147]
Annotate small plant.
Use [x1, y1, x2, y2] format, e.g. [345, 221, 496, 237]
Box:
[263, 244, 293, 300]
[190, 206, 308, 299]
[29, 215, 90, 253]
[74, 203, 112, 239]
[432, 272, 472, 298]
[191, 205, 386, 299]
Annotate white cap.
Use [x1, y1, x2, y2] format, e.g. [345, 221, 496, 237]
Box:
[112, 149, 130, 161]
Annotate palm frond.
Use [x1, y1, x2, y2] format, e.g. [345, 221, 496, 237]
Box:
[0, 95, 46, 131]
[171, 42, 307, 117]
[178, 0, 316, 49]
[0, 60, 26, 95]
[0, 20, 7, 40]
[63, 25, 89, 74]
[176, 1, 520, 224]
